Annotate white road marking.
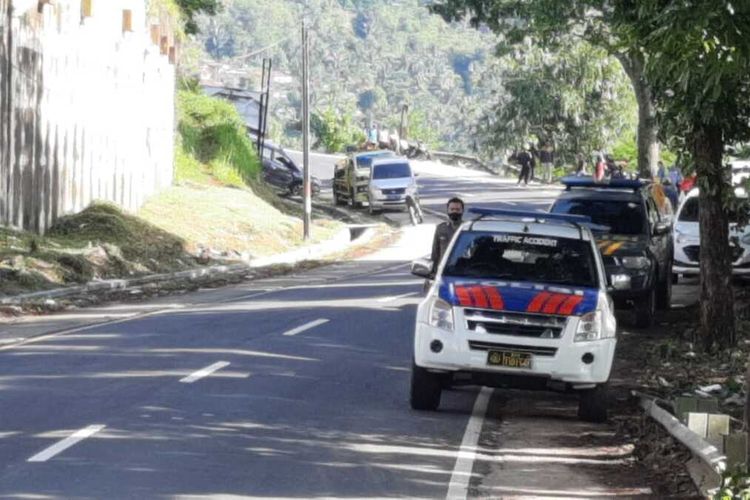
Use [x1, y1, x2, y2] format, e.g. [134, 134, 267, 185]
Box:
[282, 318, 329, 337]
[28, 425, 105, 462]
[446, 387, 493, 500]
[377, 292, 418, 303]
[180, 361, 231, 383]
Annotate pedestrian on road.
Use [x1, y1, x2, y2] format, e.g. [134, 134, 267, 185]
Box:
[662, 179, 680, 210]
[657, 161, 666, 182]
[540, 143, 554, 183]
[594, 152, 606, 182]
[516, 147, 534, 186]
[431, 197, 465, 275]
[668, 164, 683, 189]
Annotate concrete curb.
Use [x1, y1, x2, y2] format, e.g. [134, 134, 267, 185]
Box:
[637, 392, 725, 496]
[0, 226, 378, 307]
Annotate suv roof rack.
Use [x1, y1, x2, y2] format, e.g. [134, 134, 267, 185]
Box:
[468, 207, 591, 224]
[468, 207, 609, 239]
[561, 176, 649, 192]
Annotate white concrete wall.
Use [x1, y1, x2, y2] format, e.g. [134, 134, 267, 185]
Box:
[0, 0, 176, 232]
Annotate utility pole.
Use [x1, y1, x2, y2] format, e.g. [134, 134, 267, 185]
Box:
[302, 21, 311, 240]
[398, 104, 409, 155]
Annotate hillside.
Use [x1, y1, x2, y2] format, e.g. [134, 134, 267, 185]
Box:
[192, 0, 503, 153]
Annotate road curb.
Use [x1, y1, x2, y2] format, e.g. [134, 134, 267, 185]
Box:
[0, 226, 380, 310]
[636, 392, 725, 496]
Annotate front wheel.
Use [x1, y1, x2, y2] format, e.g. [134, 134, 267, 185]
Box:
[409, 362, 442, 411]
[656, 273, 672, 310]
[578, 384, 609, 422]
[633, 289, 656, 328]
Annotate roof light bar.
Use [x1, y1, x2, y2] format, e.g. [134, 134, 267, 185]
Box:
[561, 176, 648, 191]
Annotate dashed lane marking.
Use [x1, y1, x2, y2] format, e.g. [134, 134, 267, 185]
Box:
[28, 425, 106, 462]
[282, 318, 330, 337]
[180, 361, 231, 383]
[376, 292, 419, 303]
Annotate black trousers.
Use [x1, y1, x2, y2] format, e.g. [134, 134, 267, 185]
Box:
[518, 164, 531, 184]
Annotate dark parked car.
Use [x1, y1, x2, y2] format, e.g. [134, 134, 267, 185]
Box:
[260, 142, 321, 197]
[549, 177, 674, 328]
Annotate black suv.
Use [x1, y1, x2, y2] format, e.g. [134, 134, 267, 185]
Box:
[549, 177, 674, 327]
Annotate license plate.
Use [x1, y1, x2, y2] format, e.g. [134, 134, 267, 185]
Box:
[487, 350, 532, 369]
[386, 195, 401, 200]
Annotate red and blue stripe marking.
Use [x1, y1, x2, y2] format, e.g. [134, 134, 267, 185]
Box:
[438, 278, 598, 317]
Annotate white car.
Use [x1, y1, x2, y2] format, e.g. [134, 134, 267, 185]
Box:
[673, 189, 750, 278]
[367, 158, 418, 215]
[410, 208, 619, 422]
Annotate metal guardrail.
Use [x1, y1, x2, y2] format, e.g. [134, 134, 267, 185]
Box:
[430, 151, 511, 177]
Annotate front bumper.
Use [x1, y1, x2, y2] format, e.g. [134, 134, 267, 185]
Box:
[369, 193, 407, 209]
[674, 242, 750, 275]
[414, 322, 615, 385]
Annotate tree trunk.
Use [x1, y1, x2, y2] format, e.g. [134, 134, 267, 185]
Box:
[692, 124, 735, 350]
[615, 52, 659, 178]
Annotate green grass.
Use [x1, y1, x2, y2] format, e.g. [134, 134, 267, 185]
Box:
[0, 88, 345, 296]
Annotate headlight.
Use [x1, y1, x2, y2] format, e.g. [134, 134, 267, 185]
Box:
[574, 311, 603, 342]
[675, 229, 685, 244]
[428, 298, 454, 332]
[621, 256, 650, 270]
[407, 184, 417, 194]
[742, 233, 750, 245]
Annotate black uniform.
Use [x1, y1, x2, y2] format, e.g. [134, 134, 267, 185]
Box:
[431, 221, 460, 274]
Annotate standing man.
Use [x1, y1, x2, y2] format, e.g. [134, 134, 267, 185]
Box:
[431, 197, 465, 275]
[516, 147, 534, 186]
[540, 143, 554, 183]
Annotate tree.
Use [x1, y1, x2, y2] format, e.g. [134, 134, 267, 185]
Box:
[175, 0, 220, 34]
[481, 38, 635, 164]
[429, 0, 660, 177]
[622, 1, 750, 349]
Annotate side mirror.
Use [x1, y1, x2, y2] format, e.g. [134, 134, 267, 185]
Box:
[653, 222, 670, 236]
[411, 258, 433, 279]
[608, 273, 631, 291]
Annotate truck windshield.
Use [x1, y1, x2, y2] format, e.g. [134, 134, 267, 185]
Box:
[372, 163, 412, 179]
[551, 199, 646, 235]
[356, 151, 394, 169]
[443, 232, 598, 288]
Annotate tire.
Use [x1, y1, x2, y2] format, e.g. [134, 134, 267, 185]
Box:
[578, 384, 608, 423]
[633, 289, 656, 328]
[409, 362, 442, 411]
[351, 188, 362, 209]
[656, 270, 672, 310]
[334, 189, 345, 206]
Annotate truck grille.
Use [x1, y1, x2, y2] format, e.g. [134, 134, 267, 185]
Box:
[382, 188, 406, 195]
[464, 309, 565, 339]
[683, 245, 700, 262]
[468, 340, 557, 357]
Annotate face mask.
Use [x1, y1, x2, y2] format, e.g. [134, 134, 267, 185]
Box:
[448, 212, 463, 223]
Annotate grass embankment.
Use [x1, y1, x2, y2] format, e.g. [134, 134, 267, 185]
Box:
[0, 87, 342, 296]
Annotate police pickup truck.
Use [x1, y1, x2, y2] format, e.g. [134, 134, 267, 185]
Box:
[410, 208, 618, 422]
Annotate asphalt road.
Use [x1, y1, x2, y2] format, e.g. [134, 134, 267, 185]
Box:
[288, 150, 562, 226]
[0, 163, 673, 499]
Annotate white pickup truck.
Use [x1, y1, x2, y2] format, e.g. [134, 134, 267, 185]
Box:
[410, 208, 620, 422]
